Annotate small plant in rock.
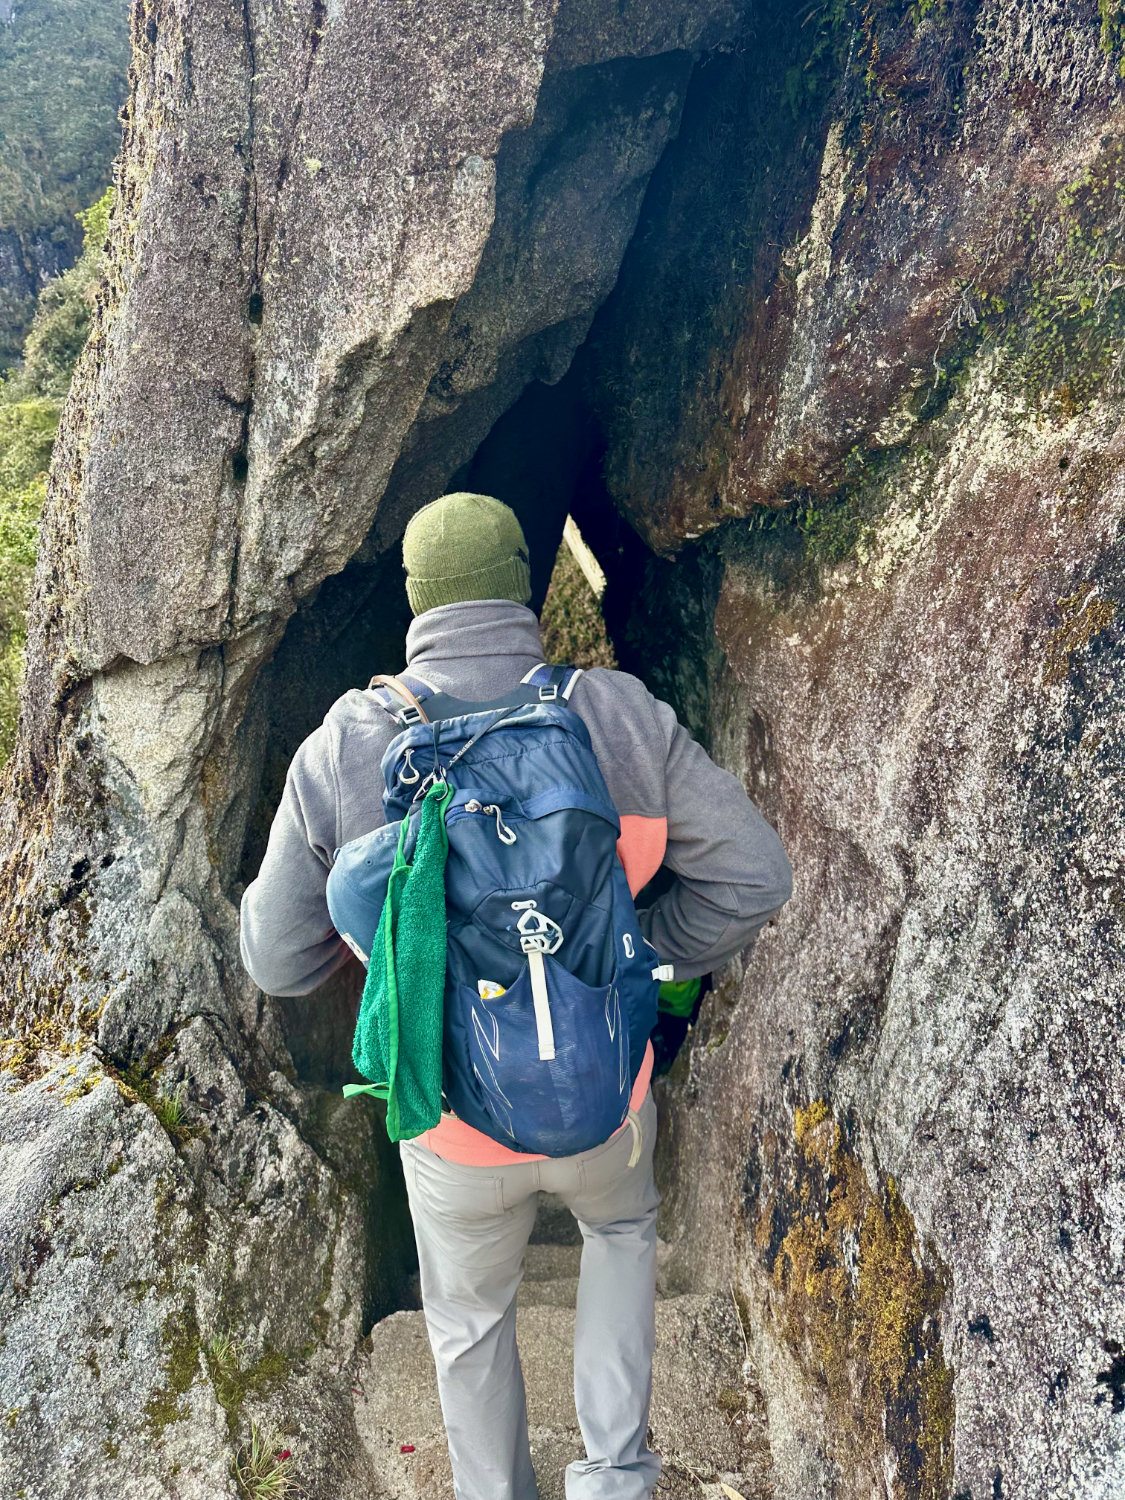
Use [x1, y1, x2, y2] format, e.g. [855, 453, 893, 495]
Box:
[204, 1328, 242, 1391]
[154, 1084, 187, 1134]
[233, 1422, 296, 1499]
[114, 1061, 205, 1146]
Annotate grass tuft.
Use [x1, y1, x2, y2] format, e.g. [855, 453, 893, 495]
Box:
[205, 1328, 242, 1375]
[233, 1423, 297, 1500]
[154, 1084, 187, 1134]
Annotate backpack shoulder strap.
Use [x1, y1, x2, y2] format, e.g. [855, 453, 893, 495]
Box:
[519, 662, 584, 704]
[368, 672, 438, 726]
[371, 663, 581, 726]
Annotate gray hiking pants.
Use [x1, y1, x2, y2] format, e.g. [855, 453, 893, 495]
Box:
[399, 1091, 661, 1500]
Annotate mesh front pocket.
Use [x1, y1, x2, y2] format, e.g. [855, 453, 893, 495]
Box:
[459, 954, 630, 1156]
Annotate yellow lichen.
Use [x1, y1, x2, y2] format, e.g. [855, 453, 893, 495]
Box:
[61, 1071, 103, 1104]
[856, 1176, 926, 1401]
[767, 1100, 953, 1499]
[792, 1096, 829, 1147]
[1043, 590, 1116, 686]
[0, 1018, 84, 1083]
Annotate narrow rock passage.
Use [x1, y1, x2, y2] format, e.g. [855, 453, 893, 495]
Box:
[3, 1, 1123, 1495]
[355, 1198, 774, 1499]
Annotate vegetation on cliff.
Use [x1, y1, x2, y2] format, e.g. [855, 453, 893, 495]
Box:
[758, 1102, 953, 1499]
[539, 540, 618, 670]
[0, 188, 111, 757]
[0, 0, 128, 362]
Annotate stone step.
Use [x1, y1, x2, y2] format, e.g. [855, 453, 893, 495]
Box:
[519, 1244, 681, 1310]
[355, 1291, 774, 1500]
[523, 1240, 582, 1282]
[518, 1274, 581, 1309]
[409, 1240, 670, 1315]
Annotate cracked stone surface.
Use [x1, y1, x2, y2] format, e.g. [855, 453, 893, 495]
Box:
[591, 3, 1125, 1495]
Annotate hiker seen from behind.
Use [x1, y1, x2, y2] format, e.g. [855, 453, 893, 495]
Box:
[240, 492, 792, 1500]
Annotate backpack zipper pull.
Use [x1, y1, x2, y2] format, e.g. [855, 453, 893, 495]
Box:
[526, 949, 555, 1060]
[464, 800, 516, 843]
[484, 804, 517, 845]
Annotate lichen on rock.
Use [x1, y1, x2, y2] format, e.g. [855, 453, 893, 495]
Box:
[750, 1100, 953, 1499]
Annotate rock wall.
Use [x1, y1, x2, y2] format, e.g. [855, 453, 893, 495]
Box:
[2, 0, 1124, 1496]
[0, 0, 742, 1494]
[587, 3, 1125, 1496]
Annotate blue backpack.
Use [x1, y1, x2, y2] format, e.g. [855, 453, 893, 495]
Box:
[325, 663, 663, 1157]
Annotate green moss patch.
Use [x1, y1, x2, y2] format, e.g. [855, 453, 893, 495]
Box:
[719, 425, 943, 600]
[143, 1306, 202, 1440]
[205, 1335, 292, 1441]
[1101, 0, 1125, 74]
[995, 146, 1125, 414]
[747, 1101, 953, 1498]
[539, 542, 617, 670]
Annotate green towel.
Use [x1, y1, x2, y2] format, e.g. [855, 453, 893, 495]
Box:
[657, 976, 701, 1018]
[343, 779, 454, 1141]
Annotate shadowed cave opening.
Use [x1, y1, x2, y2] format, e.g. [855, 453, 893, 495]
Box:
[234, 7, 822, 1092]
[241, 361, 710, 1093]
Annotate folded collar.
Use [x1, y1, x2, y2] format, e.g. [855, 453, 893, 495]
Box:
[405, 599, 545, 667]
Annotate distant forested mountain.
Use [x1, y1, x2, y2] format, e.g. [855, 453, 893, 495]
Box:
[0, 0, 129, 365]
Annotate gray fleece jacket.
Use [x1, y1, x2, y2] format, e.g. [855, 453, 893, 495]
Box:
[240, 600, 791, 996]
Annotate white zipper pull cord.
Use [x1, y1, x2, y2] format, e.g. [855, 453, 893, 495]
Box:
[463, 799, 516, 843]
[512, 900, 562, 1060]
[399, 747, 420, 785]
[485, 804, 517, 844]
[526, 949, 555, 1060]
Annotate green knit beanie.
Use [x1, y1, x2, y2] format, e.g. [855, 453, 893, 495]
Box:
[402, 492, 532, 616]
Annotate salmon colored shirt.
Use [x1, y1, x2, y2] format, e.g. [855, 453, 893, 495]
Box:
[416, 812, 666, 1165]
